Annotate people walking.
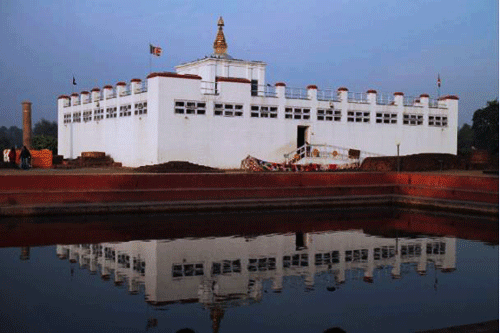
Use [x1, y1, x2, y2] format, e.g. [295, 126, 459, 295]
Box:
[8, 147, 17, 168]
[19, 146, 31, 170]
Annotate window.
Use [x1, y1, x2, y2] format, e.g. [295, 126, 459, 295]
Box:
[429, 115, 448, 127]
[250, 105, 278, 118]
[376, 112, 397, 124]
[133, 258, 146, 275]
[117, 254, 130, 268]
[248, 257, 276, 272]
[214, 103, 243, 117]
[83, 110, 92, 122]
[64, 113, 72, 124]
[314, 251, 340, 265]
[401, 244, 421, 258]
[172, 263, 204, 277]
[106, 106, 117, 118]
[174, 100, 206, 115]
[426, 242, 446, 255]
[347, 111, 370, 123]
[211, 259, 241, 276]
[317, 109, 341, 121]
[373, 246, 396, 260]
[283, 254, 308, 268]
[94, 108, 104, 121]
[251, 80, 258, 96]
[285, 107, 310, 120]
[403, 113, 423, 125]
[134, 101, 147, 115]
[72, 112, 81, 123]
[119, 104, 132, 117]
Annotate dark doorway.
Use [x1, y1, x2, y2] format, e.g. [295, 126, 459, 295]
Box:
[297, 126, 308, 148]
[296, 232, 306, 250]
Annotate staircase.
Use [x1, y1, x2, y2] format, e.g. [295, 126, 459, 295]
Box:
[284, 144, 382, 165]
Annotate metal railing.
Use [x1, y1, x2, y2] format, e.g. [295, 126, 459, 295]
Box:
[348, 92, 368, 103]
[260, 84, 277, 97]
[285, 87, 308, 99]
[120, 83, 132, 96]
[284, 144, 383, 164]
[317, 89, 340, 101]
[376, 93, 395, 105]
[201, 81, 218, 95]
[403, 96, 419, 106]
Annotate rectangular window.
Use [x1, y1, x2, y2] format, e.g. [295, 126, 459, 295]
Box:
[403, 113, 423, 125]
[284, 107, 310, 120]
[72, 112, 81, 123]
[119, 104, 132, 117]
[106, 106, 117, 119]
[347, 111, 369, 123]
[248, 257, 276, 272]
[251, 80, 258, 96]
[93, 108, 104, 121]
[83, 110, 92, 122]
[211, 260, 241, 276]
[172, 263, 204, 277]
[429, 115, 448, 127]
[317, 109, 341, 121]
[214, 103, 243, 117]
[64, 113, 72, 124]
[174, 100, 206, 115]
[283, 254, 308, 268]
[250, 105, 278, 118]
[376, 112, 397, 124]
[134, 101, 147, 115]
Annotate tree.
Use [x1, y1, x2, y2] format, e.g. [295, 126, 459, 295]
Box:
[472, 100, 499, 156]
[32, 135, 57, 154]
[33, 118, 57, 138]
[0, 126, 22, 151]
[457, 123, 474, 156]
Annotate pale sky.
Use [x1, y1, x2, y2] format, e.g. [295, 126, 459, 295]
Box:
[1, 0, 498, 128]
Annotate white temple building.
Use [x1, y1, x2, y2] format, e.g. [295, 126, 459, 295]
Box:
[57, 17, 458, 168]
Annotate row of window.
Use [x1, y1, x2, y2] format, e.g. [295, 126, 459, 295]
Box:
[171, 244, 446, 277]
[63, 102, 147, 123]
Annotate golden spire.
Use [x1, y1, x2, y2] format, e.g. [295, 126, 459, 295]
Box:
[213, 16, 228, 55]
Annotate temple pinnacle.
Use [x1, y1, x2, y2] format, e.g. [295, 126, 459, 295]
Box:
[213, 16, 228, 55]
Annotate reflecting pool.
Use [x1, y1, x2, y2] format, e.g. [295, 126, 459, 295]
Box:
[0, 207, 497, 333]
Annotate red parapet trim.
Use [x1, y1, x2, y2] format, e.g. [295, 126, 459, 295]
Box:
[146, 72, 202, 80]
[103, 85, 113, 89]
[415, 99, 420, 103]
[275, 82, 286, 87]
[439, 95, 459, 100]
[367, 89, 377, 94]
[80, 91, 89, 95]
[216, 76, 251, 83]
[420, 93, 429, 98]
[91, 87, 100, 92]
[116, 82, 126, 86]
[57, 95, 70, 100]
[70, 93, 79, 97]
[130, 78, 142, 83]
[337, 87, 348, 91]
[307, 85, 318, 90]
[394, 92, 404, 96]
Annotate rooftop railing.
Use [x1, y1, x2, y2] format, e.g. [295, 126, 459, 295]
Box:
[285, 87, 308, 99]
[348, 92, 367, 103]
[201, 81, 218, 95]
[317, 89, 340, 102]
[376, 93, 395, 105]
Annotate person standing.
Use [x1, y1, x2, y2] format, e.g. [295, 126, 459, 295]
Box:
[19, 146, 31, 170]
[8, 147, 17, 168]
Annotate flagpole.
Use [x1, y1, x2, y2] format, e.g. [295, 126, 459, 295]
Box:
[149, 42, 152, 74]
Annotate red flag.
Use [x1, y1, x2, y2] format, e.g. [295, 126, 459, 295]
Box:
[149, 44, 162, 56]
[437, 74, 441, 88]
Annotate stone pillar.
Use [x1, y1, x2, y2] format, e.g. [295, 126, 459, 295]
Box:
[22, 100, 32, 149]
[307, 85, 318, 100]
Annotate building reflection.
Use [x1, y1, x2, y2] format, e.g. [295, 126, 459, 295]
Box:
[56, 230, 456, 306]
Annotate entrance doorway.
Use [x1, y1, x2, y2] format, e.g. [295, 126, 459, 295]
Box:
[297, 126, 309, 148]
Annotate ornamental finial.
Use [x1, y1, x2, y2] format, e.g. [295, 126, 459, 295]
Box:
[213, 16, 228, 55]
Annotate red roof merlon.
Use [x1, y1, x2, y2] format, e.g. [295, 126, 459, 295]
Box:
[337, 87, 348, 91]
[116, 82, 126, 86]
[394, 92, 404, 96]
[275, 82, 286, 87]
[81, 91, 89, 94]
[91, 87, 101, 92]
[130, 78, 142, 83]
[439, 95, 459, 100]
[103, 85, 113, 89]
[58, 95, 70, 100]
[147, 72, 202, 80]
[366, 89, 377, 94]
[70, 93, 79, 97]
[307, 85, 318, 90]
[419, 93, 429, 98]
[216, 76, 251, 83]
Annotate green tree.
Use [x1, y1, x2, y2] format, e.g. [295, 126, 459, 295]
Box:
[33, 118, 57, 137]
[457, 123, 474, 156]
[32, 135, 57, 154]
[472, 100, 499, 156]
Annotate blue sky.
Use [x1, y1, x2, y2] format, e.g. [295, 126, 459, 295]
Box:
[1, 0, 498, 128]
